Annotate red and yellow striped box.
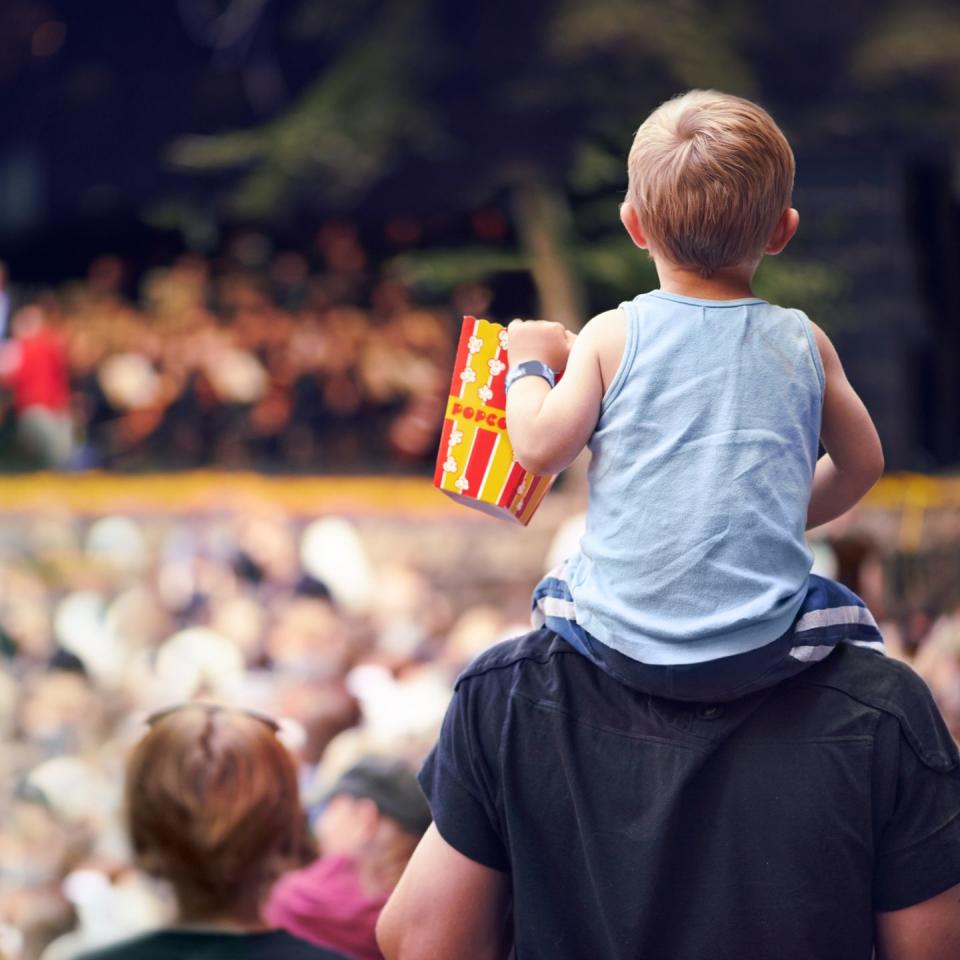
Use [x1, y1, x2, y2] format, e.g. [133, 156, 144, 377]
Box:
[433, 316, 554, 524]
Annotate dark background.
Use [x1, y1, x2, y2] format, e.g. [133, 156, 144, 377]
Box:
[1, 0, 958, 471]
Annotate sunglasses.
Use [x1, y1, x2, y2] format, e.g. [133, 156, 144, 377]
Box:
[145, 701, 280, 733]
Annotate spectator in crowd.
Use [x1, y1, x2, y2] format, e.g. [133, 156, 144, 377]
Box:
[77, 703, 349, 960]
[1, 303, 72, 468]
[0, 493, 953, 957]
[0, 235, 455, 472]
[378, 631, 960, 960]
[0, 505, 468, 957]
[266, 757, 431, 960]
[915, 614, 960, 742]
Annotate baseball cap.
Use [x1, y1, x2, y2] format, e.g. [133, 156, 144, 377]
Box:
[328, 757, 432, 837]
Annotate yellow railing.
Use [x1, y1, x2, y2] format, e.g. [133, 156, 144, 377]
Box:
[0, 472, 458, 516]
[0, 472, 955, 538]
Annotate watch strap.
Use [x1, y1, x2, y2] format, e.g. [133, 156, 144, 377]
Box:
[505, 360, 557, 392]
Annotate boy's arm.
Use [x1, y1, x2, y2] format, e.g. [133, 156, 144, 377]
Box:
[505, 314, 608, 476]
[807, 324, 884, 529]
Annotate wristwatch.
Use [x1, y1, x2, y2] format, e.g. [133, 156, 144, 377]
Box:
[504, 360, 557, 392]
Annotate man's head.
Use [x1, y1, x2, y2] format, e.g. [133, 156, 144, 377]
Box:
[12, 304, 45, 338]
[317, 757, 431, 856]
[315, 757, 431, 894]
[623, 90, 796, 278]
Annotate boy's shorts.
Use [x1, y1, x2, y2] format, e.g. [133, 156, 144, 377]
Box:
[532, 568, 884, 702]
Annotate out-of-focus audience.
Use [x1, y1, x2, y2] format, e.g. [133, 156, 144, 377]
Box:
[266, 758, 431, 960]
[0, 226, 470, 471]
[0, 505, 521, 960]
[73, 703, 351, 960]
[0, 500, 955, 959]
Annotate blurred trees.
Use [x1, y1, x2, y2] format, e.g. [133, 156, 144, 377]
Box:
[168, 0, 960, 330]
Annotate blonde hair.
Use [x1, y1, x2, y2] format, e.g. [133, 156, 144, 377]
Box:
[626, 90, 795, 277]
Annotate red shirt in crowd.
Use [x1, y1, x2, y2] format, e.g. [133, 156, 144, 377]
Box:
[6, 330, 70, 413]
[265, 854, 388, 960]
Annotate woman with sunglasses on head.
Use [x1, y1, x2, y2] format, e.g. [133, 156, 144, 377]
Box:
[79, 704, 349, 960]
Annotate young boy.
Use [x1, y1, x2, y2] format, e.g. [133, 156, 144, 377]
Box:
[505, 90, 885, 701]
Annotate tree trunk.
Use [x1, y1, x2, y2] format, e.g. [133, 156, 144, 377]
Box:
[510, 174, 586, 331]
[511, 173, 591, 495]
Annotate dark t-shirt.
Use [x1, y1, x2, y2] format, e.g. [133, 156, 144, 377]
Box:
[420, 630, 960, 960]
[78, 929, 349, 960]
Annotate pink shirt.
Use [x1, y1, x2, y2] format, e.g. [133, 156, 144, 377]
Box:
[265, 855, 388, 960]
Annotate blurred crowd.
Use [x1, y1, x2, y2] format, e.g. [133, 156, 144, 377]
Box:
[0, 501, 956, 957]
[0, 504, 528, 959]
[0, 227, 486, 471]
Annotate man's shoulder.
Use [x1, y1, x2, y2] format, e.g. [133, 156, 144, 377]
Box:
[458, 637, 958, 774]
[796, 645, 958, 773]
[456, 628, 573, 690]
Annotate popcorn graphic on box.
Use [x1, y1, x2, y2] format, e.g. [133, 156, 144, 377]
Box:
[433, 316, 555, 524]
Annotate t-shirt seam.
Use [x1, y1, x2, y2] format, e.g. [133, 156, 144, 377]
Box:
[431, 808, 510, 874]
[517, 691, 877, 748]
[798, 678, 958, 771]
[879, 804, 960, 859]
[794, 308, 826, 396]
[422, 756, 510, 874]
[433, 749, 489, 810]
[599, 302, 637, 415]
[513, 691, 710, 750]
[648, 290, 766, 308]
[723, 735, 875, 746]
[456, 645, 577, 688]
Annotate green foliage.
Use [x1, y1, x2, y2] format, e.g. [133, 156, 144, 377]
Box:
[568, 142, 627, 195]
[572, 237, 659, 301]
[853, 6, 960, 83]
[170, 0, 440, 216]
[548, 0, 755, 95]
[390, 247, 530, 294]
[753, 258, 845, 329]
[163, 0, 960, 327]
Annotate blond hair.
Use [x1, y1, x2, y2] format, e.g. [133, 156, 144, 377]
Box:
[626, 90, 794, 277]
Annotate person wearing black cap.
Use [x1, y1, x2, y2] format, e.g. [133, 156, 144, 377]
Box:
[266, 757, 431, 960]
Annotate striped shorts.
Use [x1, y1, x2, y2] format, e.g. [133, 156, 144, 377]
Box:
[532, 569, 884, 702]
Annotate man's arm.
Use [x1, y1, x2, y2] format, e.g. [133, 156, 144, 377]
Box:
[505, 314, 610, 476]
[806, 324, 884, 529]
[875, 882, 960, 960]
[376, 824, 511, 960]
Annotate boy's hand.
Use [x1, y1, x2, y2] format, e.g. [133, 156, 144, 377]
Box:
[507, 320, 576, 372]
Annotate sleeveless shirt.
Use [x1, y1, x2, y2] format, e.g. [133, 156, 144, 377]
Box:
[565, 290, 824, 665]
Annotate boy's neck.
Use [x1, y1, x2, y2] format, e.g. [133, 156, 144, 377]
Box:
[654, 259, 757, 301]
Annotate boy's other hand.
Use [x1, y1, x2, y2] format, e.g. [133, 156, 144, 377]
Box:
[507, 320, 576, 372]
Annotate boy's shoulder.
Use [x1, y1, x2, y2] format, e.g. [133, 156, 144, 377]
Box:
[578, 307, 626, 342]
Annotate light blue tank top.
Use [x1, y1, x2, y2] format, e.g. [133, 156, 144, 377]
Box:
[566, 290, 825, 665]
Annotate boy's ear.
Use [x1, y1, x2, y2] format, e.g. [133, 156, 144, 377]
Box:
[620, 202, 650, 250]
[766, 207, 800, 255]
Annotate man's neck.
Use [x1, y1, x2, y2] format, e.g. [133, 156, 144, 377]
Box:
[654, 259, 757, 300]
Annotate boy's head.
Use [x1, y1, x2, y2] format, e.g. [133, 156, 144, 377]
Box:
[624, 90, 795, 278]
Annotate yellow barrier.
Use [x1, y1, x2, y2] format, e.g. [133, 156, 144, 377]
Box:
[0, 472, 954, 531]
[0, 472, 463, 517]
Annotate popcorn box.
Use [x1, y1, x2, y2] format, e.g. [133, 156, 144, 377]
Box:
[433, 316, 554, 524]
